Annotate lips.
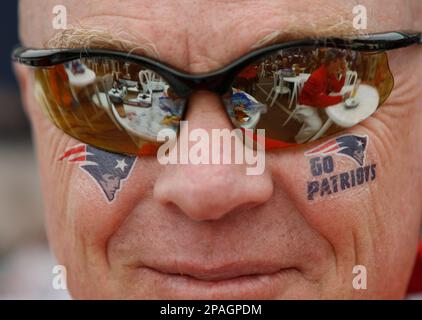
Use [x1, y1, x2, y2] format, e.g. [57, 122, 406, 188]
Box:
[107, 200, 333, 299]
[142, 260, 292, 282]
[131, 260, 301, 299]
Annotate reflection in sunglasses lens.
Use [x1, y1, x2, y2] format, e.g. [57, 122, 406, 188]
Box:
[34, 47, 394, 155]
[226, 48, 393, 145]
[34, 58, 186, 155]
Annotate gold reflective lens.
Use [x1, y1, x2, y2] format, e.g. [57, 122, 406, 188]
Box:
[227, 48, 394, 145]
[34, 48, 394, 155]
[34, 58, 186, 155]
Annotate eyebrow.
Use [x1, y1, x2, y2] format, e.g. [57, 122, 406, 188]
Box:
[46, 26, 161, 59]
[44, 13, 366, 70]
[252, 16, 367, 49]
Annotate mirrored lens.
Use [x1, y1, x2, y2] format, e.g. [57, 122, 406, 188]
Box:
[34, 58, 186, 154]
[227, 47, 394, 146]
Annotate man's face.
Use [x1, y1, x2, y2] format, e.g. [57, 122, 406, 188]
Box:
[17, 0, 422, 299]
[327, 59, 341, 76]
[99, 173, 120, 202]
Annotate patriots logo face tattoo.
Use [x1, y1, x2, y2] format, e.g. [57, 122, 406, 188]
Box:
[305, 134, 368, 166]
[59, 144, 137, 202]
[304, 134, 377, 201]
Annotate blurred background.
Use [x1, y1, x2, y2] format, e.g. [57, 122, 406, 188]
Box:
[0, 2, 68, 299]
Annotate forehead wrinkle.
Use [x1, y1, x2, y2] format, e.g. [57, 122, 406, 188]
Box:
[252, 8, 367, 49]
[43, 2, 369, 73]
[45, 25, 161, 59]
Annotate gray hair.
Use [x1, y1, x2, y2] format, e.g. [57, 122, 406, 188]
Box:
[324, 49, 345, 66]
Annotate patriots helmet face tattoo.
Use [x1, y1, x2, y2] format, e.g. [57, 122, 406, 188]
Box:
[305, 134, 368, 166]
[304, 134, 377, 201]
[59, 144, 137, 202]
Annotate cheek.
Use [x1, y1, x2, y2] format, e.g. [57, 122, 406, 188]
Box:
[269, 147, 363, 254]
[25, 96, 127, 275]
[267, 129, 412, 289]
[25, 69, 164, 296]
[34, 122, 161, 280]
[268, 116, 422, 295]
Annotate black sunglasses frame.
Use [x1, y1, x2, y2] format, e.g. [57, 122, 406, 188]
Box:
[12, 31, 422, 97]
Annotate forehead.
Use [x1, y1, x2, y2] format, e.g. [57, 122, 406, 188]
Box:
[20, 0, 413, 73]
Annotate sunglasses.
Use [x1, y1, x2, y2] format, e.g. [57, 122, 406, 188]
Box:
[12, 31, 422, 155]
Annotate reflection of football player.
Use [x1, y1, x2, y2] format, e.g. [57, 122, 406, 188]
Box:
[294, 50, 349, 143]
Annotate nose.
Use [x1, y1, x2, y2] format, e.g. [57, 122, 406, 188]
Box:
[153, 91, 273, 221]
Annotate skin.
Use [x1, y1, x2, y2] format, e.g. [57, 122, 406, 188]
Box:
[16, 0, 422, 299]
